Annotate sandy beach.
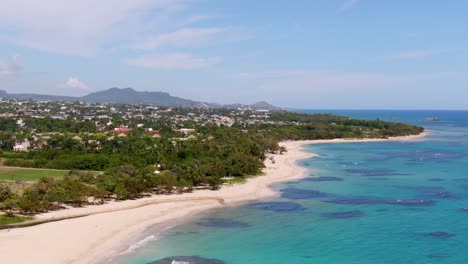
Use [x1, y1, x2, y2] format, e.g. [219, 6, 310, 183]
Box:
[0, 131, 428, 264]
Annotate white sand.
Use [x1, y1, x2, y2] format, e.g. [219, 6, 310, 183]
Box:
[0, 132, 428, 264]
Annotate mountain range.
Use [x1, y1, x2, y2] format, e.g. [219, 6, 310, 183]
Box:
[0, 88, 280, 110]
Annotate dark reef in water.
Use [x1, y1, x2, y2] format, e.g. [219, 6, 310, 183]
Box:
[428, 178, 446, 182]
[375, 208, 388, 212]
[148, 256, 225, 264]
[424, 191, 460, 200]
[392, 185, 444, 191]
[324, 197, 387, 205]
[392, 185, 460, 199]
[345, 168, 411, 177]
[386, 199, 436, 206]
[459, 208, 468, 212]
[325, 197, 435, 206]
[454, 178, 468, 182]
[196, 218, 249, 228]
[427, 232, 456, 238]
[247, 201, 305, 212]
[325, 197, 385, 205]
[322, 210, 365, 219]
[281, 188, 328, 199]
[304, 176, 344, 182]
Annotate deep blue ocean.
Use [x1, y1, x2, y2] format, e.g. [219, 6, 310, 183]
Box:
[116, 110, 468, 264]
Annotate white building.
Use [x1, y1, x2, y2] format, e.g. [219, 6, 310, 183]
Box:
[13, 139, 31, 152]
[16, 119, 25, 128]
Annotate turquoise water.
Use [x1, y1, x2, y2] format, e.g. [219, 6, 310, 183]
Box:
[116, 111, 468, 264]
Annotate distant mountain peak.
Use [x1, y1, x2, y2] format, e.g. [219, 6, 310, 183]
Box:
[81, 88, 198, 106]
[251, 101, 280, 110]
[0, 88, 281, 110]
[115, 87, 135, 91]
[97, 87, 136, 93]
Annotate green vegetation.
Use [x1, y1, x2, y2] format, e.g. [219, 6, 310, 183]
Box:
[0, 167, 67, 182]
[0, 181, 31, 195]
[0, 214, 33, 225]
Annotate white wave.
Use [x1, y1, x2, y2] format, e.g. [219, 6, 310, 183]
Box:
[119, 235, 157, 255]
[163, 224, 176, 231]
[118, 224, 177, 256]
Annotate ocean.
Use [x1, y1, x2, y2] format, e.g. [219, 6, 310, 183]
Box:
[115, 110, 468, 264]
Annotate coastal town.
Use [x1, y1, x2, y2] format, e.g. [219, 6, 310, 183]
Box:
[0, 98, 279, 153]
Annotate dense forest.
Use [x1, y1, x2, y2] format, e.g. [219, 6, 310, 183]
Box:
[0, 110, 424, 216]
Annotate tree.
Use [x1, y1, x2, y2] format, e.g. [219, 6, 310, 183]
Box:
[114, 182, 130, 200]
[59, 177, 93, 207]
[2, 197, 19, 215]
[18, 191, 50, 214]
[207, 176, 222, 190]
[279, 146, 287, 154]
[0, 185, 13, 202]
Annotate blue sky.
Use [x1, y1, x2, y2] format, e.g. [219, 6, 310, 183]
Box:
[0, 0, 467, 109]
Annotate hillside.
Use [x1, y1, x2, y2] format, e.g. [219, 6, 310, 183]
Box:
[0, 88, 281, 109]
[81, 88, 200, 107]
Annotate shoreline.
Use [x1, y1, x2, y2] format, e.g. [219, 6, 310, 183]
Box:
[0, 131, 428, 264]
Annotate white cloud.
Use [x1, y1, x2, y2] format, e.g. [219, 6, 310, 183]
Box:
[0, 55, 23, 75]
[124, 53, 222, 69]
[0, 0, 235, 74]
[62, 77, 90, 90]
[339, 0, 361, 13]
[132, 27, 228, 50]
[0, 0, 195, 56]
[391, 49, 447, 59]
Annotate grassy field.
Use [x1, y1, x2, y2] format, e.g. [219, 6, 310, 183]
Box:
[0, 167, 68, 182]
[0, 215, 34, 225]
